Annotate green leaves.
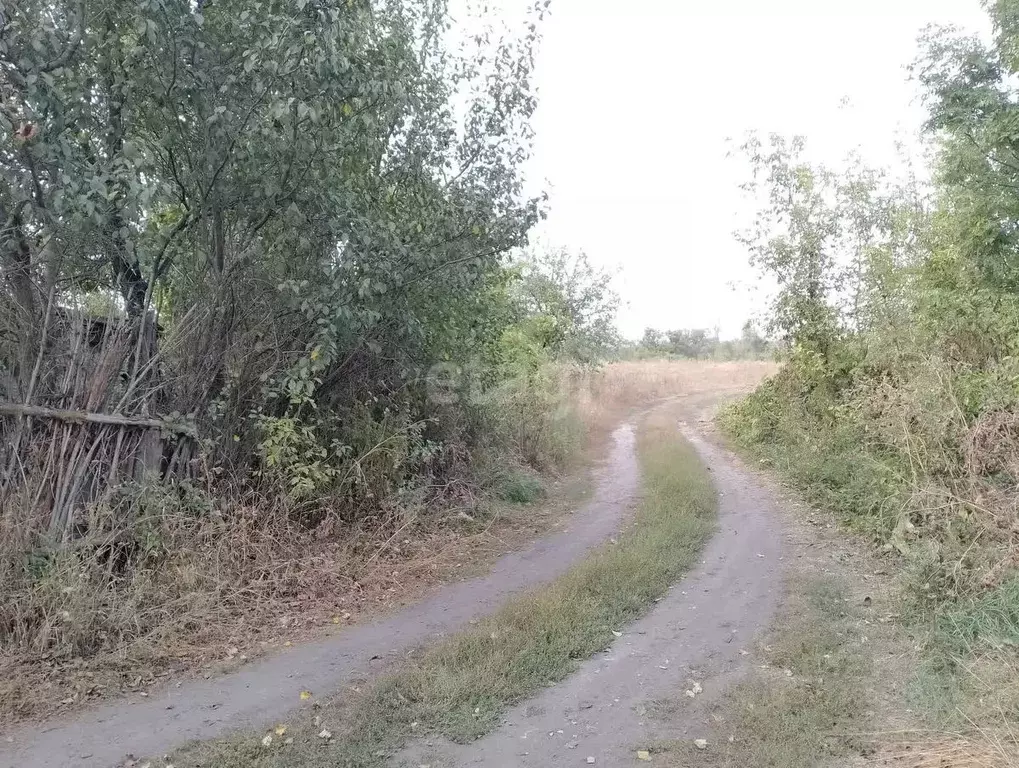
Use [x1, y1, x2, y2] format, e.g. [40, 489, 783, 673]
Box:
[512, 247, 621, 364]
[916, 13, 1019, 292]
[1, 0, 551, 517]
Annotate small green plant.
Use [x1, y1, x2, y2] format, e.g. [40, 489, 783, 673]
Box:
[936, 577, 1019, 655]
[495, 470, 545, 503]
[255, 414, 348, 500]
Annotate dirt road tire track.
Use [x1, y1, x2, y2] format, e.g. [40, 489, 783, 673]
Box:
[394, 406, 787, 767]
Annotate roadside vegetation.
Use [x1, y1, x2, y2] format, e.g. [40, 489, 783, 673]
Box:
[717, 1, 1019, 757]
[165, 400, 717, 768]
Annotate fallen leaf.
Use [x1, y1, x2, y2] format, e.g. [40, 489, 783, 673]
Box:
[274, 725, 287, 736]
[284, 641, 292, 648]
[332, 616, 340, 624]
[299, 690, 312, 700]
[636, 749, 652, 761]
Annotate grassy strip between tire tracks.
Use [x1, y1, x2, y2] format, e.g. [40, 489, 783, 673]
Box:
[166, 404, 717, 768]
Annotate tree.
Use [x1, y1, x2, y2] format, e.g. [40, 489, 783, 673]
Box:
[514, 246, 621, 363]
[641, 327, 665, 350]
[738, 320, 769, 358]
[915, 4, 1019, 293]
[736, 134, 845, 360]
[0, 0, 550, 525]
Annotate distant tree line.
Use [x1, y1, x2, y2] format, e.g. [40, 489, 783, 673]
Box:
[619, 321, 773, 361]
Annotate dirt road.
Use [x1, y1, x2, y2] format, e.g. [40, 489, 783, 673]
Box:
[1, 390, 784, 768]
[394, 410, 787, 767]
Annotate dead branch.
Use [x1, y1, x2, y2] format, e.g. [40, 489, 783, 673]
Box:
[0, 403, 196, 436]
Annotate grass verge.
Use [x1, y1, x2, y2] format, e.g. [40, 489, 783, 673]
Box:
[718, 385, 1019, 764]
[166, 403, 717, 768]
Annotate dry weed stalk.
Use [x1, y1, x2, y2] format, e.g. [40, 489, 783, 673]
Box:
[876, 734, 1017, 767]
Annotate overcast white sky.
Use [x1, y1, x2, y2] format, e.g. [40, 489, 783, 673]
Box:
[522, 0, 990, 339]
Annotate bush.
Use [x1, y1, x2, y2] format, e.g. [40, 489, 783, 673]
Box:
[494, 470, 546, 504]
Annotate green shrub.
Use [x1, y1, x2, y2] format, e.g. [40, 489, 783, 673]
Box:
[494, 470, 546, 503]
[936, 577, 1019, 655]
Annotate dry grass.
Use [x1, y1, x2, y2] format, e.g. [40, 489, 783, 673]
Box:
[570, 360, 778, 444]
[652, 572, 873, 768]
[719, 374, 1019, 768]
[874, 734, 1018, 767]
[0, 479, 585, 723]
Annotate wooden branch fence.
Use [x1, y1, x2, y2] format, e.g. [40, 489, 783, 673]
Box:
[0, 402, 199, 539]
[0, 403, 196, 436]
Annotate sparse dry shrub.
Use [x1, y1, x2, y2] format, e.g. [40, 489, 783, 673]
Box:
[964, 410, 1019, 481]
